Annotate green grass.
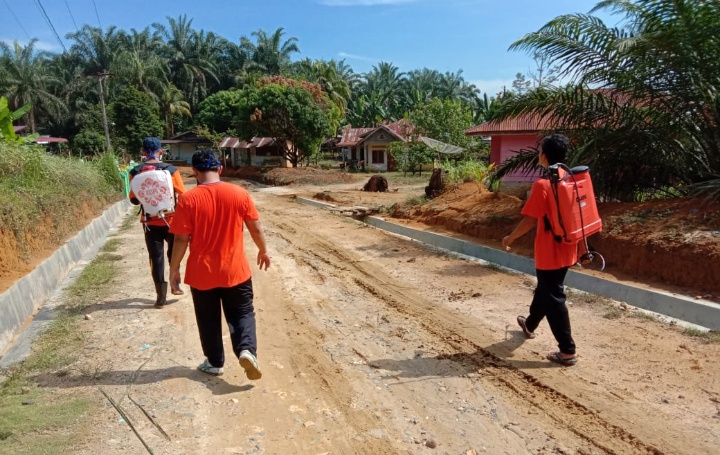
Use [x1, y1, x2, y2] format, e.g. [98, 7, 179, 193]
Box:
[0, 237, 123, 454]
[383, 172, 430, 186]
[682, 327, 720, 343]
[119, 213, 137, 232]
[101, 238, 122, 252]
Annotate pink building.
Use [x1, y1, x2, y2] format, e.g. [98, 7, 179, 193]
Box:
[466, 114, 560, 185]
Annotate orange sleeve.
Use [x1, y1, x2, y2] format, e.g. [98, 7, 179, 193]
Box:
[172, 171, 186, 196]
[128, 174, 139, 204]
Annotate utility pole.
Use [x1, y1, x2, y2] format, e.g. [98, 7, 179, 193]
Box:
[79, 72, 113, 151]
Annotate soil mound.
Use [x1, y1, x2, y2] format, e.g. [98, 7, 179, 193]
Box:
[363, 175, 388, 192]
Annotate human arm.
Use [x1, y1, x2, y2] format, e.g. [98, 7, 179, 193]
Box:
[169, 234, 190, 291]
[245, 218, 270, 271]
[172, 170, 187, 196]
[502, 215, 537, 251]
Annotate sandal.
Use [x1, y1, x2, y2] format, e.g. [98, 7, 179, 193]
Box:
[547, 351, 578, 366]
[516, 316, 537, 339]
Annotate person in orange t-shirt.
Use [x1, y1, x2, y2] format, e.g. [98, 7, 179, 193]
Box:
[169, 149, 270, 380]
[129, 137, 187, 308]
[502, 134, 579, 366]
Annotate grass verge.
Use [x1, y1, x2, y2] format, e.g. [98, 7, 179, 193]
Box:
[0, 244, 122, 454]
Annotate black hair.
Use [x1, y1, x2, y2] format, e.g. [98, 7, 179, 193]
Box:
[540, 134, 571, 165]
[192, 148, 222, 171]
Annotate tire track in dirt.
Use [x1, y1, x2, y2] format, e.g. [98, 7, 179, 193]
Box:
[267, 210, 665, 455]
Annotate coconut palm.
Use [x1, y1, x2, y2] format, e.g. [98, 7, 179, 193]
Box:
[490, 0, 720, 201]
[240, 28, 300, 76]
[0, 40, 66, 132]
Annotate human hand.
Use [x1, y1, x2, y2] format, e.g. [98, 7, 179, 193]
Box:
[257, 251, 271, 271]
[169, 268, 182, 292]
[502, 235, 513, 251]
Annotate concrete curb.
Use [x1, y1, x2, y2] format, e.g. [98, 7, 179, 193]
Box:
[297, 197, 720, 331]
[0, 199, 132, 357]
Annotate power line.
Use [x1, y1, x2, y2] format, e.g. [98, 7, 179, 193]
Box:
[64, 0, 78, 31]
[2, 0, 31, 41]
[32, 0, 67, 53]
[92, 0, 103, 29]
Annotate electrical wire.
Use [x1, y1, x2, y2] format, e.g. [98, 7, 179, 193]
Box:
[2, 0, 32, 41]
[64, 0, 78, 31]
[32, 0, 67, 53]
[92, 0, 103, 29]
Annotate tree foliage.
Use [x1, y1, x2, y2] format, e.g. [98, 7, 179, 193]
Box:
[109, 86, 163, 153]
[236, 82, 331, 167]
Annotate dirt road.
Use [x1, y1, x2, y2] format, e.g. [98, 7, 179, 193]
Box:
[51, 181, 719, 455]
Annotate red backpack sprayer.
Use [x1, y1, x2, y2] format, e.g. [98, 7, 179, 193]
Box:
[546, 164, 605, 270]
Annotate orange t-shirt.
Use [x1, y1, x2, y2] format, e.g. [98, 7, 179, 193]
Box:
[170, 182, 259, 290]
[521, 177, 578, 270]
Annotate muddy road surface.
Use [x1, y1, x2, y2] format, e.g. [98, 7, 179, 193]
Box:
[58, 182, 719, 455]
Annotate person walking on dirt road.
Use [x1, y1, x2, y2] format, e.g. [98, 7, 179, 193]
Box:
[169, 149, 270, 380]
[129, 137, 186, 308]
[501, 134, 579, 366]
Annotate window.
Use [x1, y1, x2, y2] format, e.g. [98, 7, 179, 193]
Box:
[372, 149, 385, 164]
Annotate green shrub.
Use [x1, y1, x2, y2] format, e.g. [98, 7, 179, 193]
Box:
[0, 142, 122, 259]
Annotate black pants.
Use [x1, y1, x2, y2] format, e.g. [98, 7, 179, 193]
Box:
[144, 224, 174, 285]
[525, 267, 576, 355]
[191, 279, 257, 368]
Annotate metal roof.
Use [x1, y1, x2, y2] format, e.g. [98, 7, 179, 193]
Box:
[219, 137, 240, 148]
[337, 120, 414, 147]
[465, 114, 558, 135]
[35, 136, 68, 144]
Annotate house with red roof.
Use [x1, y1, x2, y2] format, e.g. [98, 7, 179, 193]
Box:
[220, 136, 286, 167]
[465, 113, 558, 186]
[337, 120, 414, 172]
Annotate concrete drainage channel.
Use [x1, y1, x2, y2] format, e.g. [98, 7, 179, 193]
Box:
[297, 197, 720, 331]
[0, 200, 133, 366]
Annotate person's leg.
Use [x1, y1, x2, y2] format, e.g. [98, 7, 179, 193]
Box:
[144, 225, 168, 307]
[191, 287, 225, 368]
[220, 279, 261, 380]
[541, 267, 576, 356]
[523, 270, 549, 332]
[219, 278, 257, 358]
[144, 226, 166, 284]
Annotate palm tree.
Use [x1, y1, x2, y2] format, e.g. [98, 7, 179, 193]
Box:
[292, 59, 352, 116]
[0, 40, 66, 132]
[66, 25, 126, 74]
[160, 83, 191, 137]
[114, 27, 168, 97]
[491, 0, 720, 201]
[153, 15, 220, 110]
[364, 62, 406, 119]
[240, 28, 300, 76]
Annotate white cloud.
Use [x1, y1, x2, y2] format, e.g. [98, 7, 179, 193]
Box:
[470, 79, 514, 97]
[338, 51, 379, 63]
[0, 38, 62, 52]
[319, 0, 417, 6]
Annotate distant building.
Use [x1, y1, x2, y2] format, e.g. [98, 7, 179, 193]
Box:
[465, 114, 555, 185]
[219, 136, 287, 167]
[338, 120, 415, 172]
[161, 131, 213, 163]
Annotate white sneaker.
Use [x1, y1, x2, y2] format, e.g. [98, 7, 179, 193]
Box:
[238, 350, 262, 380]
[197, 358, 224, 376]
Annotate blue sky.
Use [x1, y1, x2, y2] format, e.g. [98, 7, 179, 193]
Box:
[1, 0, 613, 96]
